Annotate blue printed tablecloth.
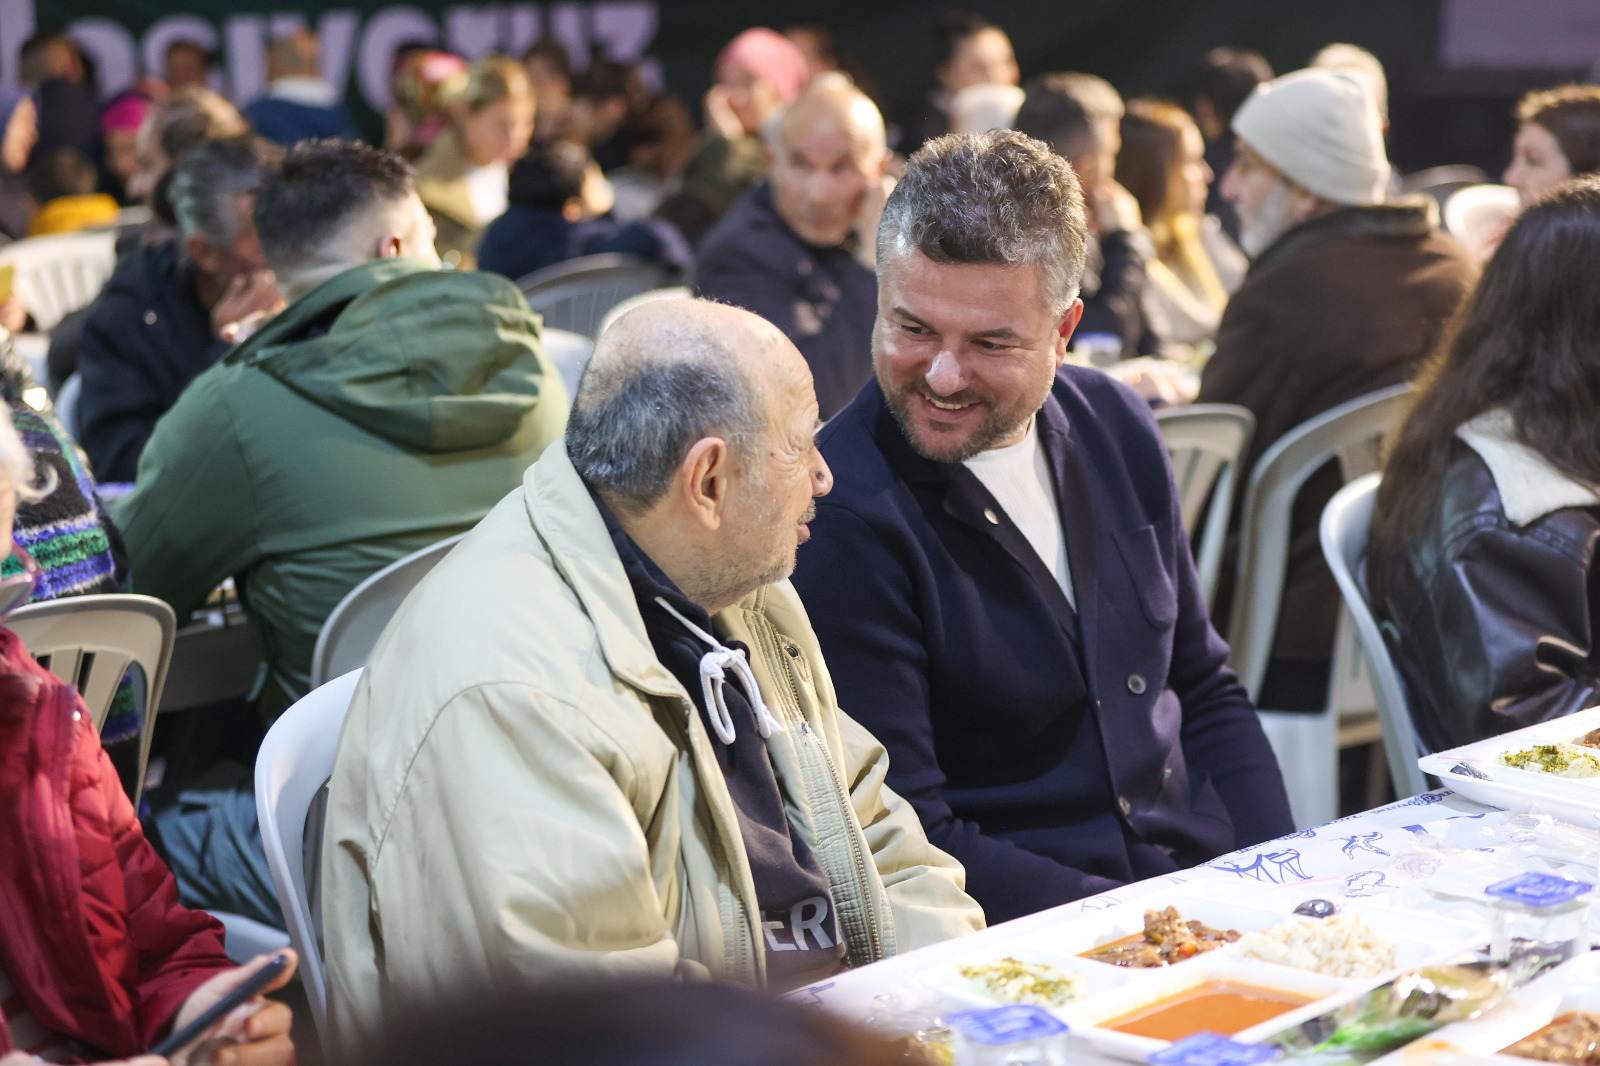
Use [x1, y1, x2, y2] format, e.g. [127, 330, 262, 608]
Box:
[793, 789, 1548, 1047]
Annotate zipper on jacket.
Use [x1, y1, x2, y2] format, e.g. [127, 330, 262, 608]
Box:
[752, 618, 885, 966]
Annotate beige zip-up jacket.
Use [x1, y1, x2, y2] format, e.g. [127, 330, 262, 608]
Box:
[322, 444, 984, 1050]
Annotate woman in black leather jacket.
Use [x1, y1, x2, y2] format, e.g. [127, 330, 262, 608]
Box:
[1368, 177, 1600, 753]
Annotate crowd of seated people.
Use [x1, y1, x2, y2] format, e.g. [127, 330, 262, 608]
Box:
[5, 15, 1600, 1064]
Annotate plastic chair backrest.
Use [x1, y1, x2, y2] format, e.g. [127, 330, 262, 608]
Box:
[1225, 383, 1413, 700]
[1320, 473, 1430, 799]
[1153, 403, 1255, 608]
[542, 327, 595, 399]
[255, 668, 362, 1038]
[0, 231, 117, 331]
[310, 534, 464, 687]
[7, 593, 176, 802]
[518, 254, 675, 338]
[597, 285, 693, 337]
[54, 373, 82, 438]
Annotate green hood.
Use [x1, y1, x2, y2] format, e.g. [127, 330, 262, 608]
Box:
[227, 258, 550, 452]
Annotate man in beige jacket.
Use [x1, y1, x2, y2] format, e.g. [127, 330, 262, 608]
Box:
[322, 298, 984, 1050]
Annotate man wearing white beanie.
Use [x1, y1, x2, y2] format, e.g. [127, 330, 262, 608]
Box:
[1197, 66, 1477, 731]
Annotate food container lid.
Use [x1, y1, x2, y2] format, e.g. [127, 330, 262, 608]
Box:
[1484, 871, 1595, 907]
[1148, 1033, 1282, 1066]
[946, 1004, 1068, 1045]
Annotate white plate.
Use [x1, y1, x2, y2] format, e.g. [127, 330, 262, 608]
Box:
[1421, 707, 1600, 828]
[1030, 885, 1484, 984]
[922, 947, 1130, 1012]
[1369, 951, 1600, 1065]
[1057, 955, 1354, 1062]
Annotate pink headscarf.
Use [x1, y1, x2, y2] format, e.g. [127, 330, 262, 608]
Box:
[101, 92, 150, 134]
[714, 28, 808, 104]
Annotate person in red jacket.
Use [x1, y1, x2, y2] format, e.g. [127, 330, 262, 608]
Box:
[0, 406, 298, 1066]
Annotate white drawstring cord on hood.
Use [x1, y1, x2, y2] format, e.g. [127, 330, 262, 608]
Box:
[654, 596, 784, 745]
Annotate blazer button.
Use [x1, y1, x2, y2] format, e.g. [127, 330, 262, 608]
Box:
[1126, 673, 1147, 695]
[983, 508, 999, 524]
[1118, 796, 1132, 816]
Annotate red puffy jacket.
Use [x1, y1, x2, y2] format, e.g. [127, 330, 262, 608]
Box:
[0, 627, 232, 1058]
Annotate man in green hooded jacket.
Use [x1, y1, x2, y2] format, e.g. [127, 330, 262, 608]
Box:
[114, 139, 570, 722]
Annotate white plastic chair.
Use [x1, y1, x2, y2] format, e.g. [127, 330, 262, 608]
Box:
[542, 327, 596, 400]
[309, 534, 464, 687]
[518, 253, 677, 338]
[256, 668, 361, 1039]
[597, 285, 692, 337]
[0, 231, 117, 331]
[1226, 383, 1413, 828]
[1153, 404, 1255, 608]
[1320, 473, 1430, 800]
[8, 593, 175, 803]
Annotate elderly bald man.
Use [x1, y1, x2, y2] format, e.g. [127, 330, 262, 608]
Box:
[321, 298, 983, 1052]
[695, 77, 892, 417]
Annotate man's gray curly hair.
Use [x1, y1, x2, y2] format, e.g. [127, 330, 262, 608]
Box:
[875, 128, 1090, 316]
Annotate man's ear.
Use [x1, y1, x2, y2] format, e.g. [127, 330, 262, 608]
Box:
[1054, 299, 1085, 366]
[561, 197, 584, 223]
[375, 233, 405, 259]
[679, 436, 732, 531]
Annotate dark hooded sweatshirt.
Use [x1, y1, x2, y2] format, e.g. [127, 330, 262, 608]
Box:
[111, 258, 570, 718]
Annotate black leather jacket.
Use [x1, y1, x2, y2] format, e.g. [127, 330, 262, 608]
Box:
[1376, 438, 1600, 752]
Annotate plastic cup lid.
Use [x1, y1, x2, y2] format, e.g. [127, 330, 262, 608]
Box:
[946, 1004, 1068, 1045]
[1148, 1032, 1282, 1066]
[1485, 871, 1595, 907]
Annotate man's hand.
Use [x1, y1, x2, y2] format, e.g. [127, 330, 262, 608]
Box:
[210, 272, 284, 341]
[854, 174, 897, 269]
[1089, 178, 1144, 237]
[703, 84, 745, 141]
[167, 950, 297, 1066]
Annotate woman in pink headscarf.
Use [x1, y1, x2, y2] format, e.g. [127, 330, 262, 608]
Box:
[678, 27, 810, 228]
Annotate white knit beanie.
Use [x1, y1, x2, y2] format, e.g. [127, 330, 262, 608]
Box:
[1231, 67, 1390, 206]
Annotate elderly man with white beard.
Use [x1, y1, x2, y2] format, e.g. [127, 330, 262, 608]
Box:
[1196, 67, 1477, 713]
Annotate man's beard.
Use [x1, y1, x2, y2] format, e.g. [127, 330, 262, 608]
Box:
[881, 378, 1041, 464]
[1238, 178, 1299, 258]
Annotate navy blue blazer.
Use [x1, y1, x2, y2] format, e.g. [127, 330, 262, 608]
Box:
[791, 369, 1293, 923]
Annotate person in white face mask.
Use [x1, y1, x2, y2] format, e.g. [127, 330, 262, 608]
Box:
[1197, 66, 1479, 714]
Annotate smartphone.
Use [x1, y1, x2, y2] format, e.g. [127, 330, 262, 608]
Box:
[150, 953, 291, 1059]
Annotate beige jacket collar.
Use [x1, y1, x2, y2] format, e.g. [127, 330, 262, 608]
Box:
[524, 441, 686, 699]
[1457, 408, 1600, 527]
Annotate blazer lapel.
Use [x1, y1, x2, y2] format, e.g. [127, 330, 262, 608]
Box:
[1038, 396, 1101, 692]
[874, 394, 1081, 642]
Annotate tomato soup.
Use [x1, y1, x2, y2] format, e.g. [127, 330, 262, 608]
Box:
[1105, 981, 1313, 1041]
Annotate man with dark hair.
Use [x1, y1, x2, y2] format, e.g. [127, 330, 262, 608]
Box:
[1016, 73, 1150, 357]
[23, 145, 118, 234]
[322, 296, 981, 1051]
[114, 138, 571, 723]
[76, 134, 282, 481]
[1184, 47, 1274, 238]
[164, 39, 213, 92]
[790, 130, 1292, 924]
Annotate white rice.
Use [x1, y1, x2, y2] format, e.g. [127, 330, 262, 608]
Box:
[1236, 913, 1396, 978]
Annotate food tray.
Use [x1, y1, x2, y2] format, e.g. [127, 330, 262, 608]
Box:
[1420, 706, 1600, 827]
[918, 883, 1486, 1063]
[1369, 950, 1600, 1065]
[1058, 955, 1354, 1062]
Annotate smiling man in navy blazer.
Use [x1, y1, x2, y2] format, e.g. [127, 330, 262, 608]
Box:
[790, 129, 1293, 924]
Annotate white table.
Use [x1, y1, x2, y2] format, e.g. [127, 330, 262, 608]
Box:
[795, 789, 1550, 1058]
